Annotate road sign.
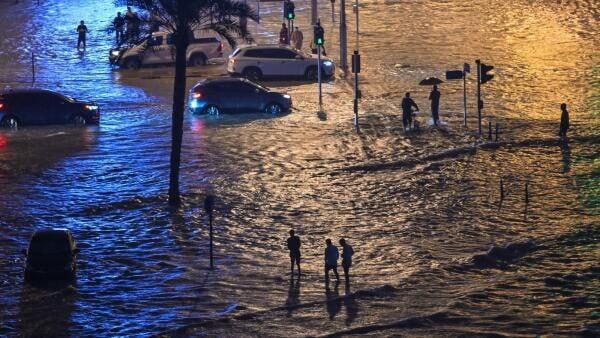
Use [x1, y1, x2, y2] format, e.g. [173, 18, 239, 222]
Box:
[445, 70, 464, 80]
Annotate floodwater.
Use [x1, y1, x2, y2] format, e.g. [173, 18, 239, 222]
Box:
[0, 0, 598, 336]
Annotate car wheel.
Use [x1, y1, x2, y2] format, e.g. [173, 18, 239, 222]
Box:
[124, 58, 141, 70]
[71, 115, 87, 126]
[1, 116, 19, 130]
[204, 105, 221, 116]
[189, 53, 207, 67]
[305, 66, 318, 81]
[243, 68, 262, 81]
[265, 102, 282, 115]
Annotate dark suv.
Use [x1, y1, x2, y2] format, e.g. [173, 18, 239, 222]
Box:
[23, 229, 80, 282]
[0, 89, 100, 129]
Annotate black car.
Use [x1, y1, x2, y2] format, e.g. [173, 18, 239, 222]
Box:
[188, 78, 292, 115]
[0, 89, 100, 129]
[23, 229, 80, 282]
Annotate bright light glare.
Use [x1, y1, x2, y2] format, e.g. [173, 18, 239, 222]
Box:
[110, 50, 120, 57]
[190, 99, 199, 109]
[323, 61, 333, 67]
[85, 105, 99, 110]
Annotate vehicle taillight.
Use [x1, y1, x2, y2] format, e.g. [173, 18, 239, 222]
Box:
[192, 92, 203, 99]
[0, 103, 4, 110]
[218, 42, 223, 52]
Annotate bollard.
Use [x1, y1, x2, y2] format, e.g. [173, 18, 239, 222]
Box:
[495, 122, 499, 142]
[500, 178, 504, 200]
[204, 195, 215, 269]
[488, 121, 492, 140]
[525, 181, 529, 204]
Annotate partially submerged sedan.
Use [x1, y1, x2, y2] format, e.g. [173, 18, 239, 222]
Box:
[23, 229, 80, 282]
[188, 78, 292, 115]
[0, 89, 99, 129]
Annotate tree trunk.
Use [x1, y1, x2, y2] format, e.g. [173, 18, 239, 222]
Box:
[168, 23, 189, 207]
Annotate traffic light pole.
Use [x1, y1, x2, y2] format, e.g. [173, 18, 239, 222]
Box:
[339, 0, 348, 72]
[311, 0, 318, 25]
[476, 59, 482, 136]
[318, 44, 323, 110]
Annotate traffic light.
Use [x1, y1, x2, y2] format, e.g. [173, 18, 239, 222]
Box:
[314, 22, 324, 46]
[284, 1, 295, 20]
[480, 63, 494, 84]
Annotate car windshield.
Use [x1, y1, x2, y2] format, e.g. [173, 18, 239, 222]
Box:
[29, 233, 71, 254]
[249, 81, 269, 92]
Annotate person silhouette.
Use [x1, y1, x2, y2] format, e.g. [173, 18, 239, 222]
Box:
[429, 85, 441, 126]
[401, 92, 419, 131]
[324, 238, 340, 284]
[339, 238, 354, 284]
[76, 20, 89, 49]
[287, 230, 301, 276]
[559, 103, 570, 138]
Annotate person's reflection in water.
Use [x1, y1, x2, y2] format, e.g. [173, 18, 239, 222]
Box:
[560, 139, 571, 173]
[343, 283, 359, 326]
[325, 281, 341, 320]
[285, 275, 301, 317]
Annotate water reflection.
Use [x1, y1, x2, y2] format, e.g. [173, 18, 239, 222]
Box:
[325, 281, 341, 320]
[18, 282, 77, 337]
[285, 276, 301, 317]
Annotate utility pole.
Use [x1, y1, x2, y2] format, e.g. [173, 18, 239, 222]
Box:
[463, 62, 470, 127]
[339, 0, 348, 72]
[311, 0, 318, 25]
[314, 19, 324, 111]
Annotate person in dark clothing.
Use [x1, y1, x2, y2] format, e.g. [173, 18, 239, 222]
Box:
[429, 85, 441, 126]
[324, 238, 340, 283]
[113, 12, 125, 44]
[76, 20, 89, 49]
[287, 230, 301, 276]
[339, 238, 354, 284]
[401, 92, 419, 131]
[279, 23, 289, 45]
[559, 103, 570, 138]
[125, 6, 139, 42]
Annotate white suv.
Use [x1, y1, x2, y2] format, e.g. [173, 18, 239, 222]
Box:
[109, 31, 223, 69]
[227, 45, 335, 81]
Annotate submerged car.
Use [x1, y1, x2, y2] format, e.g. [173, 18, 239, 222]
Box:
[227, 44, 335, 81]
[188, 78, 292, 115]
[23, 229, 80, 282]
[109, 31, 223, 69]
[0, 89, 99, 129]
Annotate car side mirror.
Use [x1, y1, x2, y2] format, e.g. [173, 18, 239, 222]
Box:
[21, 249, 27, 256]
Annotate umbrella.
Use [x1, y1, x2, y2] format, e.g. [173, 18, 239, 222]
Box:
[419, 77, 443, 86]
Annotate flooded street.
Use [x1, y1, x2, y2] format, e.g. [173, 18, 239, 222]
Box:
[0, 0, 598, 336]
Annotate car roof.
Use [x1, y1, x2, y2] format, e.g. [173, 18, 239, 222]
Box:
[31, 229, 72, 239]
[238, 44, 296, 50]
[1, 88, 59, 96]
[195, 77, 251, 86]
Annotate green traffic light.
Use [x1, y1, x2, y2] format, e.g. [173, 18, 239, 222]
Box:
[287, 13, 294, 19]
[317, 38, 323, 45]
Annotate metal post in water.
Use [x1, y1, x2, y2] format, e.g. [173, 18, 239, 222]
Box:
[495, 122, 499, 141]
[500, 178, 504, 200]
[311, 0, 318, 25]
[463, 70, 467, 127]
[525, 181, 529, 204]
[339, 0, 348, 72]
[31, 51, 35, 84]
[476, 59, 482, 136]
[204, 195, 215, 269]
[488, 121, 492, 140]
[318, 44, 323, 110]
